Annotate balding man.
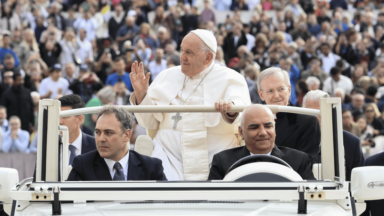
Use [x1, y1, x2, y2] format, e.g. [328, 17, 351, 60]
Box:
[257, 67, 320, 163]
[303, 90, 364, 181]
[208, 104, 314, 180]
[346, 93, 365, 121]
[130, 29, 250, 180]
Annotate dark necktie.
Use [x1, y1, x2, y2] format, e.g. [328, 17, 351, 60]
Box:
[68, 145, 76, 165]
[113, 162, 125, 180]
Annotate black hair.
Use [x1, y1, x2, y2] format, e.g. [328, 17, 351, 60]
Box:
[330, 67, 341, 76]
[297, 80, 309, 94]
[367, 85, 378, 97]
[113, 56, 125, 63]
[336, 60, 344, 68]
[320, 42, 330, 48]
[342, 109, 351, 114]
[58, 94, 85, 109]
[12, 73, 22, 81]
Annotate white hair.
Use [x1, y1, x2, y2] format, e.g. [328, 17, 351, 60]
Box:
[157, 26, 167, 34]
[257, 67, 291, 90]
[302, 90, 330, 108]
[306, 76, 320, 87]
[334, 88, 345, 99]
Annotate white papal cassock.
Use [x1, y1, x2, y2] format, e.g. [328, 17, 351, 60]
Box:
[130, 61, 251, 180]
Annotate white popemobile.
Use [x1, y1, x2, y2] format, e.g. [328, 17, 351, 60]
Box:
[0, 98, 384, 216]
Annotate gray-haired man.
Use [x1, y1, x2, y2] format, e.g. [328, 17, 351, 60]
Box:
[257, 67, 320, 163]
[67, 106, 167, 181]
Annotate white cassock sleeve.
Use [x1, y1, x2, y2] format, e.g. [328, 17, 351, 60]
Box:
[130, 92, 160, 130]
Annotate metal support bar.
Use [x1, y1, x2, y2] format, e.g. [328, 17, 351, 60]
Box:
[297, 186, 307, 214]
[52, 187, 61, 215]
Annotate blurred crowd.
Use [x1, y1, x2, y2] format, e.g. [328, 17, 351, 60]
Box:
[0, 0, 384, 155]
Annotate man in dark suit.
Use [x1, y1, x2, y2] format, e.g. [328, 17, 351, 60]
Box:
[208, 104, 315, 180]
[361, 152, 384, 216]
[222, 22, 248, 63]
[58, 94, 96, 164]
[303, 90, 365, 181]
[67, 106, 167, 181]
[257, 67, 320, 163]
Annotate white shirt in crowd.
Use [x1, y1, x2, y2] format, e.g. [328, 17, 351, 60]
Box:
[246, 33, 255, 51]
[73, 17, 98, 41]
[104, 151, 129, 180]
[323, 74, 354, 96]
[148, 59, 167, 81]
[39, 77, 72, 99]
[76, 37, 93, 63]
[319, 52, 340, 74]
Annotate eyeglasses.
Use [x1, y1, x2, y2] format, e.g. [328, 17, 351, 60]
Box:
[262, 86, 288, 95]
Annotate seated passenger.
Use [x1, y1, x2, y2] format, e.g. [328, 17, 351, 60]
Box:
[208, 104, 315, 180]
[67, 106, 167, 181]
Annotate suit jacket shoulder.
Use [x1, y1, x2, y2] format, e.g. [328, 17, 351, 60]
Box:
[365, 151, 384, 166]
[342, 130, 364, 181]
[81, 132, 96, 154]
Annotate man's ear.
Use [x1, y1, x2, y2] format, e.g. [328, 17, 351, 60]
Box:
[238, 126, 244, 140]
[204, 52, 214, 65]
[77, 115, 85, 125]
[124, 129, 132, 142]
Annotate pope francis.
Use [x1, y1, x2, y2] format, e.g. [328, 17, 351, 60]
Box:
[130, 29, 251, 180]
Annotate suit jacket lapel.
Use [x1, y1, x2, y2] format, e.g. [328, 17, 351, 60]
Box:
[81, 133, 93, 154]
[128, 151, 142, 180]
[94, 153, 112, 180]
[275, 113, 298, 146]
[271, 145, 285, 159]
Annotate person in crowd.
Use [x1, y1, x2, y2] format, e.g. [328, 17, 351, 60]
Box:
[346, 93, 365, 121]
[129, 29, 251, 181]
[296, 80, 309, 107]
[306, 76, 321, 91]
[303, 90, 364, 181]
[114, 80, 130, 105]
[301, 57, 328, 89]
[48, 2, 66, 32]
[40, 17, 62, 44]
[64, 63, 77, 84]
[323, 67, 353, 96]
[1, 116, 29, 153]
[307, 13, 321, 36]
[365, 85, 377, 104]
[318, 43, 340, 74]
[39, 39, 62, 68]
[223, 22, 248, 63]
[257, 67, 320, 163]
[133, 23, 157, 50]
[148, 48, 167, 82]
[342, 109, 361, 138]
[0, 106, 9, 133]
[116, 16, 139, 50]
[83, 86, 115, 132]
[76, 29, 93, 64]
[67, 106, 167, 181]
[362, 151, 384, 216]
[208, 104, 315, 180]
[39, 64, 71, 99]
[131, 39, 152, 66]
[364, 103, 384, 137]
[0, 4, 21, 33]
[17, 29, 40, 69]
[106, 57, 134, 92]
[0, 71, 14, 97]
[199, 0, 215, 24]
[60, 28, 78, 67]
[0, 32, 20, 68]
[1, 73, 34, 132]
[357, 115, 376, 149]
[58, 94, 96, 165]
[70, 64, 101, 103]
[73, 9, 98, 41]
[180, 4, 199, 39]
[108, 3, 126, 40]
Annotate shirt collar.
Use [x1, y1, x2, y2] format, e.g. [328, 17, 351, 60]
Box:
[1, 119, 9, 127]
[104, 151, 130, 174]
[189, 61, 215, 80]
[70, 130, 82, 151]
[250, 149, 272, 156]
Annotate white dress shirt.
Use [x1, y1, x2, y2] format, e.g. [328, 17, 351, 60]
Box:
[76, 37, 93, 63]
[250, 149, 272, 156]
[70, 131, 83, 160]
[148, 59, 167, 81]
[322, 75, 354, 96]
[104, 151, 129, 180]
[73, 17, 98, 41]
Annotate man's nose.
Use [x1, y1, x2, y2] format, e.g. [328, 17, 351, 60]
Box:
[59, 118, 64, 125]
[273, 90, 280, 98]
